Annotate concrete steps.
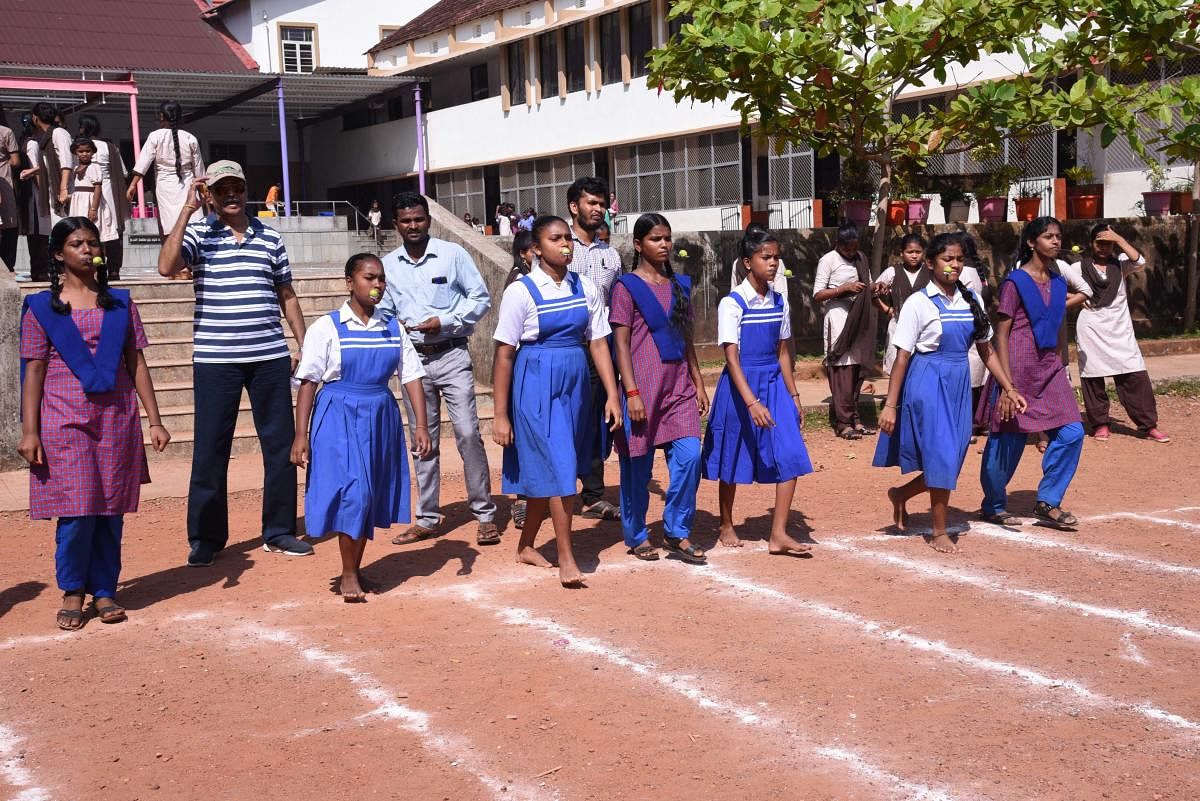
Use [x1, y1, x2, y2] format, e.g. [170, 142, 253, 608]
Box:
[20, 275, 496, 461]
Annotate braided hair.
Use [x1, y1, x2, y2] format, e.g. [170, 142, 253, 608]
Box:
[48, 217, 115, 314]
[160, 100, 184, 181]
[926, 232, 988, 341]
[631, 213, 690, 342]
[78, 114, 101, 139]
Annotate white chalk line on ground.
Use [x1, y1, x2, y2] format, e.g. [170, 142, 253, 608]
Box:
[0, 725, 51, 801]
[1121, 633, 1149, 666]
[1085, 512, 1200, 533]
[227, 623, 557, 801]
[820, 539, 1200, 643]
[675, 561, 1200, 734]
[455, 587, 967, 801]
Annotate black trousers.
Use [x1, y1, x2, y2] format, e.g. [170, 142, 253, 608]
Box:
[103, 239, 124, 280]
[580, 354, 607, 507]
[27, 235, 49, 281]
[187, 357, 296, 548]
[1080, 371, 1158, 431]
[827, 363, 865, 433]
[0, 227, 16, 271]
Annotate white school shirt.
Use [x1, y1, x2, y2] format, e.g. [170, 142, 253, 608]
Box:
[892, 283, 992, 354]
[294, 302, 426, 385]
[716, 278, 792, 346]
[875, 265, 924, 290]
[813, 248, 872, 366]
[493, 264, 611, 346]
[729, 257, 789, 302]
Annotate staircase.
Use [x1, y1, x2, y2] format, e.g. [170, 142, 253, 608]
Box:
[350, 228, 398, 257]
[19, 275, 495, 460]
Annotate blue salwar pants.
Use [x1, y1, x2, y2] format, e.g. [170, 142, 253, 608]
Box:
[980, 423, 1084, 515]
[55, 515, 124, 598]
[618, 437, 701, 548]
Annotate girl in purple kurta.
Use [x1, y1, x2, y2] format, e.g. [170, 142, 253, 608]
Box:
[19, 218, 170, 630]
[979, 217, 1085, 529]
[611, 214, 710, 563]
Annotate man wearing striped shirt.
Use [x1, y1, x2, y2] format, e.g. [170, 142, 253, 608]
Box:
[158, 160, 310, 567]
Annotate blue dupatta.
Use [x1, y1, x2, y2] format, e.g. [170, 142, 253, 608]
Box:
[20, 288, 132, 394]
[615, 272, 691, 362]
[1005, 269, 1065, 351]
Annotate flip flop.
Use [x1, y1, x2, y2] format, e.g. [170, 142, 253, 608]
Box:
[627, 542, 660, 561]
[92, 600, 127, 624]
[663, 536, 706, 564]
[581, 500, 620, 520]
[391, 524, 439, 545]
[56, 591, 85, 631]
[980, 511, 1023, 526]
[838, 429, 863, 440]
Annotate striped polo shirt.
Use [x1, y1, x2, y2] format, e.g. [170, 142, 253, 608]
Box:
[182, 215, 293, 363]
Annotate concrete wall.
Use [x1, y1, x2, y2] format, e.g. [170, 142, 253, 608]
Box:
[0, 274, 23, 470]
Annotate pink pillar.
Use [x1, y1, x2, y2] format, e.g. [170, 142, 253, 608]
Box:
[129, 91, 145, 216]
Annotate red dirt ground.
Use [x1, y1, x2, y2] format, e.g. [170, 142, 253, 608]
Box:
[2, 395, 1199, 801]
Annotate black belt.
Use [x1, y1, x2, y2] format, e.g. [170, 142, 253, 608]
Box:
[413, 337, 467, 356]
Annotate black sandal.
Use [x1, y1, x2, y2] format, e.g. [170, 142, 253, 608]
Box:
[980, 511, 1023, 526]
[838, 429, 863, 441]
[92, 599, 127, 624]
[663, 536, 706, 564]
[57, 591, 85, 631]
[1033, 501, 1078, 529]
[628, 542, 660, 561]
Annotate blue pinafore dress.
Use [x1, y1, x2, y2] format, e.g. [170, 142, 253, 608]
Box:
[502, 273, 592, 498]
[305, 313, 412, 540]
[702, 292, 813, 484]
[872, 293, 975, 490]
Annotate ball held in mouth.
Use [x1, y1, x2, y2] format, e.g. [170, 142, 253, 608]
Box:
[560, 247, 571, 256]
[368, 288, 382, 300]
[91, 256, 104, 266]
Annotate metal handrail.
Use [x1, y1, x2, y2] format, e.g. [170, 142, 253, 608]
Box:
[243, 200, 373, 234]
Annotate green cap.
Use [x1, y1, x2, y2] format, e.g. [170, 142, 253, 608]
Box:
[206, 159, 246, 186]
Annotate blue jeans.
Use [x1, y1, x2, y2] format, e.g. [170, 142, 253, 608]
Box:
[980, 423, 1084, 515]
[187, 357, 296, 548]
[56, 515, 123, 598]
[618, 437, 701, 548]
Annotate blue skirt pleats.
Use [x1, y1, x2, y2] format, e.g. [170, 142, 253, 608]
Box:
[502, 344, 592, 498]
[702, 360, 813, 484]
[872, 351, 972, 490]
[305, 383, 411, 540]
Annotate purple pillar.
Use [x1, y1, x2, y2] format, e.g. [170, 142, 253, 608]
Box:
[414, 82, 426, 195]
[277, 78, 292, 216]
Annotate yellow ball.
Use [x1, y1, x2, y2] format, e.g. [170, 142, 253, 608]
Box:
[91, 256, 104, 266]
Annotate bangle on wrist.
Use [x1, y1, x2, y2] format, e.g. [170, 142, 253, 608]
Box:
[885, 402, 898, 409]
[625, 388, 640, 398]
[149, 423, 165, 428]
[747, 398, 761, 408]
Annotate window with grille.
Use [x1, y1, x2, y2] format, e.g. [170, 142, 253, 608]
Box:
[766, 139, 814, 201]
[506, 41, 527, 105]
[628, 2, 652, 79]
[499, 151, 596, 218]
[433, 169, 486, 220]
[564, 23, 586, 92]
[613, 131, 741, 213]
[1104, 58, 1200, 172]
[470, 63, 490, 101]
[280, 26, 316, 74]
[538, 32, 558, 99]
[599, 12, 622, 85]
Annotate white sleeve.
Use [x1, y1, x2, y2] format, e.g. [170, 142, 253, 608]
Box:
[86, 163, 103, 184]
[959, 265, 984, 295]
[493, 282, 534, 346]
[1057, 260, 1092, 297]
[190, 133, 206, 178]
[891, 294, 931, 354]
[779, 293, 792, 341]
[716, 295, 743, 345]
[53, 129, 74, 170]
[813, 252, 835, 295]
[876, 266, 896, 287]
[396, 323, 426, 384]
[583, 276, 611, 341]
[1118, 251, 1147, 275]
[132, 131, 156, 175]
[293, 315, 335, 384]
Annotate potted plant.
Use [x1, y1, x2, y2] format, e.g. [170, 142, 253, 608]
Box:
[939, 186, 972, 223]
[1171, 178, 1195, 215]
[1063, 165, 1102, 219]
[1142, 163, 1173, 216]
[1014, 183, 1043, 221]
[976, 165, 1020, 223]
[833, 158, 876, 227]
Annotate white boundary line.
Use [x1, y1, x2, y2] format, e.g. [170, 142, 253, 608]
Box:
[1085, 512, 1200, 533]
[456, 588, 967, 801]
[821, 540, 1200, 643]
[1120, 633, 1149, 666]
[229, 624, 557, 801]
[684, 563, 1200, 734]
[0, 725, 50, 801]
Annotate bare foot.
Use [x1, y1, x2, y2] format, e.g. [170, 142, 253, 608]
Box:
[718, 526, 742, 547]
[340, 574, 367, 603]
[887, 487, 909, 531]
[357, 573, 380, 593]
[925, 531, 959, 554]
[559, 565, 587, 588]
[516, 546, 553, 569]
[768, 532, 813, 557]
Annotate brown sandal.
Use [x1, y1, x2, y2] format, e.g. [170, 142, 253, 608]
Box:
[391, 524, 439, 545]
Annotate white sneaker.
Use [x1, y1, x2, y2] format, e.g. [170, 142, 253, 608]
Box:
[14, 273, 32, 282]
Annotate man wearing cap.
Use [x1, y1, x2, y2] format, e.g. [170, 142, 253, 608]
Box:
[158, 160, 310, 566]
[378, 192, 499, 546]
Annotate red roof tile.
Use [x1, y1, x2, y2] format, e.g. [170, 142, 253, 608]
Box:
[0, 0, 258, 73]
[368, 0, 526, 55]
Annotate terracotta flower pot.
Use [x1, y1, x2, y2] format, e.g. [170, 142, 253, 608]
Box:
[840, 199, 872, 227]
[1170, 192, 1194, 215]
[905, 197, 931, 223]
[886, 199, 908, 226]
[1015, 197, 1041, 222]
[1142, 191, 1173, 217]
[944, 199, 970, 222]
[978, 196, 1008, 222]
[1068, 194, 1101, 220]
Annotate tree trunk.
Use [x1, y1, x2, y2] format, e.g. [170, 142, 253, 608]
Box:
[1184, 160, 1200, 331]
[869, 160, 893, 279]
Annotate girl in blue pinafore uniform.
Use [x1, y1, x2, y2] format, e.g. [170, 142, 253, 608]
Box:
[492, 216, 622, 588]
[702, 227, 814, 557]
[874, 233, 1026, 554]
[293, 254, 432, 602]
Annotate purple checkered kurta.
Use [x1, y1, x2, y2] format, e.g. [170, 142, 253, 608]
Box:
[21, 303, 150, 519]
[987, 279, 1081, 434]
[610, 280, 700, 458]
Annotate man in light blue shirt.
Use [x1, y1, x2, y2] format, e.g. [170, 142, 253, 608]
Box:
[379, 192, 499, 546]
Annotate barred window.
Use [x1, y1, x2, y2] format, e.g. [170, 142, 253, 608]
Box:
[280, 26, 316, 74]
[614, 131, 741, 214]
[506, 41, 527, 105]
[433, 169, 485, 220]
[499, 151, 596, 217]
[628, 2, 652, 79]
[600, 12, 622, 85]
[538, 32, 558, 99]
[564, 22, 586, 92]
[766, 139, 814, 201]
